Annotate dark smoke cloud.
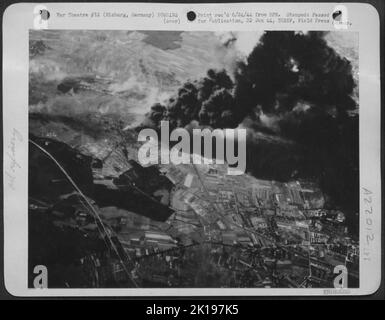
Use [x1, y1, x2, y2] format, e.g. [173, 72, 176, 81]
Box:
[146, 69, 238, 130]
[146, 31, 356, 131]
[234, 31, 356, 118]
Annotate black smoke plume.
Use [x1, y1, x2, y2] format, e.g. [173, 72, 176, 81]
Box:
[146, 69, 238, 130]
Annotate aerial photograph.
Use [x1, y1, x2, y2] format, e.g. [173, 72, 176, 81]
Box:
[28, 30, 359, 288]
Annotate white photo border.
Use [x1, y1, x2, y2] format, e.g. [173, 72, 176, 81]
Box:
[2, 2, 381, 296]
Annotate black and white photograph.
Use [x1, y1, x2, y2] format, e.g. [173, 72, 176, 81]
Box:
[28, 29, 360, 289]
[2, 1, 382, 298]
